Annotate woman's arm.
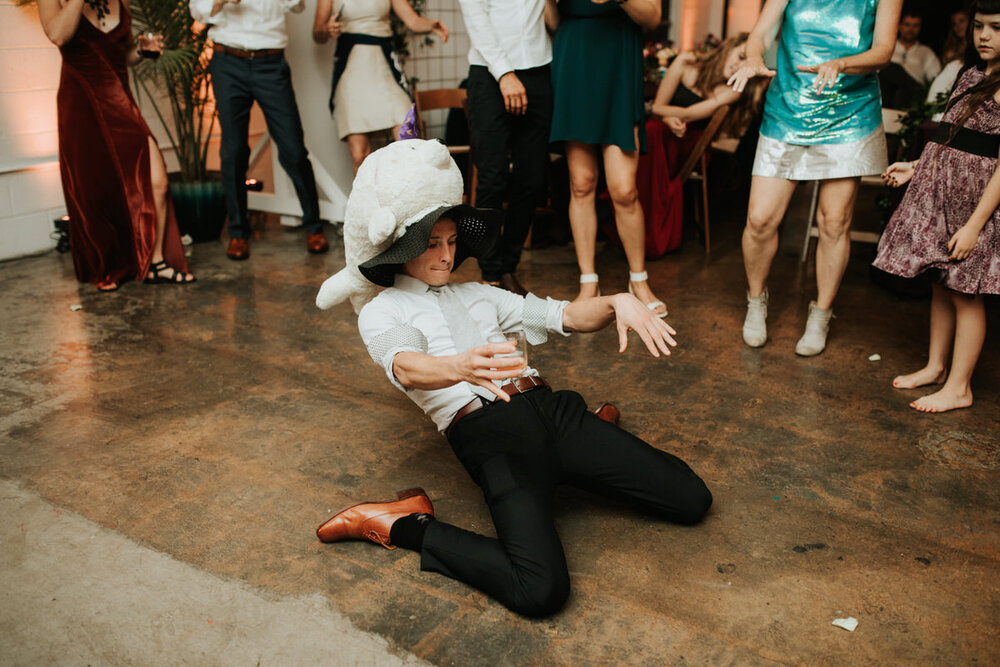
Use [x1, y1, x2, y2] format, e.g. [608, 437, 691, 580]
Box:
[590, 0, 659, 31]
[544, 0, 559, 32]
[393, 344, 526, 401]
[312, 0, 334, 43]
[727, 0, 786, 92]
[649, 53, 687, 118]
[796, 0, 903, 91]
[390, 0, 449, 42]
[37, 0, 85, 47]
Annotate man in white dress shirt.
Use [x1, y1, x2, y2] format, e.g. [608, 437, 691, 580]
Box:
[189, 0, 328, 260]
[457, 0, 559, 294]
[891, 8, 942, 88]
[315, 193, 712, 617]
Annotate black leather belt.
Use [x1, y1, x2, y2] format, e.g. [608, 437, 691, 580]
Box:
[213, 43, 284, 60]
[446, 376, 549, 436]
[931, 122, 1000, 158]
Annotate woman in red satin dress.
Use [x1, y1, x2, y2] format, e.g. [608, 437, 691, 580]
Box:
[38, 0, 194, 291]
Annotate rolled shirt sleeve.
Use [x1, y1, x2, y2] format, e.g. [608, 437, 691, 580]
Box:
[189, 0, 218, 23]
[358, 300, 429, 392]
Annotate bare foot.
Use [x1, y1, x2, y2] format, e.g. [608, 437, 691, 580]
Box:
[909, 388, 973, 413]
[574, 281, 600, 303]
[892, 366, 947, 389]
[628, 280, 667, 317]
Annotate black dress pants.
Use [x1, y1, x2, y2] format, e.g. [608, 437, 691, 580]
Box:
[467, 65, 553, 281]
[420, 388, 712, 618]
[209, 51, 322, 239]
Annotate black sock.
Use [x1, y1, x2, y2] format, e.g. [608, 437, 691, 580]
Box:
[389, 513, 435, 551]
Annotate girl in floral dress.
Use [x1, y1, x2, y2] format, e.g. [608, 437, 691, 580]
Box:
[873, 0, 1000, 413]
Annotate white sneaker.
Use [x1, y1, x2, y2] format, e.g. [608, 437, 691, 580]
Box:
[742, 289, 768, 348]
[795, 301, 833, 356]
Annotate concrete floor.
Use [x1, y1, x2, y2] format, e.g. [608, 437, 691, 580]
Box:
[1, 188, 999, 665]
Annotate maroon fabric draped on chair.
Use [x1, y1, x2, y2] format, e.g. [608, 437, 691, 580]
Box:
[57, 6, 187, 286]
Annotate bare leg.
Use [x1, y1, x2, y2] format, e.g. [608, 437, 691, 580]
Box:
[603, 132, 665, 316]
[347, 133, 371, 175]
[893, 283, 951, 389]
[566, 141, 600, 301]
[911, 291, 984, 413]
[742, 176, 798, 297]
[147, 137, 194, 282]
[814, 178, 860, 310]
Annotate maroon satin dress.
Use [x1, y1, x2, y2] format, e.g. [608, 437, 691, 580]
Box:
[57, 5, 188, 286]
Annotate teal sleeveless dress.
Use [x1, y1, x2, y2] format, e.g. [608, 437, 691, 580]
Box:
[753, 0, 888, 179]
[549, 0, 646, 153]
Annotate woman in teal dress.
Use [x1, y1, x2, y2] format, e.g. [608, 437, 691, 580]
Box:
[550, 0, 668, 317]
[728, 0, 902, 356]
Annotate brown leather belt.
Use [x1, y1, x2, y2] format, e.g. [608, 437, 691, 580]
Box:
[213, 43, 284, 60]
[447, 376, 548, 436]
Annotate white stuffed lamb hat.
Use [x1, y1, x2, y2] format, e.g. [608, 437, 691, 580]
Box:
[315, 137, 501, 312]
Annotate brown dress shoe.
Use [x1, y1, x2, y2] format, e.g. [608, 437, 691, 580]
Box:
[307, 231, 330, 254]
[594, 402, 620, 426]
[226, 237, 249, 260]
[316, 488, 433, 549]
[499, 273, 528, 296]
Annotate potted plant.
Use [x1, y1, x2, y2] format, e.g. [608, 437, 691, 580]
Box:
[129, 0, 225, 243]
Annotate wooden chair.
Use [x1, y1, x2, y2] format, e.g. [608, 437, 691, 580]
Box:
[413, 87, 477, 205]
[676, 104, 730, 253]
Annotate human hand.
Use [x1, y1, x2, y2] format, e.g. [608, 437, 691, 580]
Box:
[727, 57, 775, 93]
[797, 59, 845, 93]
[452, 342, 527, 401]
[499, 72, 528, 115]
[429, 19, 449, 43]
[663, 116, 686, 138]
[948, 224, 981, 260]
[327, 16, 343, 38]
[881, 161, 915, 188]
[612, 294, 677, 357]
[137, 32, 164, 58]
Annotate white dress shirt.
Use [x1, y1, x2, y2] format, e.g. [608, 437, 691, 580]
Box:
[190, 0, 305, 51]
[891, 41, 942, 87]
[358, 274, 569, 433]
[457, 0, 551, 81]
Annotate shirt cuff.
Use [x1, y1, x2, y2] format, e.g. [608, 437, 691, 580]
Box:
[365, 325, 429, 391]
[488, 59, 516, 82]
[522, 293, 570, 345]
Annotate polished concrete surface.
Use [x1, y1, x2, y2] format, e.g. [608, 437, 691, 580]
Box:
[1, 191, 998, 665]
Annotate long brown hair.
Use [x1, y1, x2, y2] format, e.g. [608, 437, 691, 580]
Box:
[692, 33, 766, 136]
[944, 1, 1000, 137]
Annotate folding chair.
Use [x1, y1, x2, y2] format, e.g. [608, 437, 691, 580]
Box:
[413, 87, 477, 205]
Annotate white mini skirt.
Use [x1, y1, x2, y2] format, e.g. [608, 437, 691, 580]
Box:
[752, 126, 888, 180]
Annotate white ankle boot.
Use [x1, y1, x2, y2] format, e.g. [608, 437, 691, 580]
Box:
[742, 289, 768, 348]
[795, 301, 833, 356]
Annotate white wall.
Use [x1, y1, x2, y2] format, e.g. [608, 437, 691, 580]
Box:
[0, 0, 491, 260]
[0, 0, 66, 260]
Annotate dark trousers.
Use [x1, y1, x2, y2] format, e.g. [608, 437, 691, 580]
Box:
[420, 388, 712, 618]
[467, 64, 553, 281]
[209, 51, 321, 238]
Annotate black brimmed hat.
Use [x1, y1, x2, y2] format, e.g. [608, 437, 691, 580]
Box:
[358, 203, 502, 287]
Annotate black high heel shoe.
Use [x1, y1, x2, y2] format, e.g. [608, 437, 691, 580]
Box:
[144, 261, 196, 285]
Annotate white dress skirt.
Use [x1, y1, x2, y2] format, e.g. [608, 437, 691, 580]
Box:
[751, 126, 888, 180]
[333, 45, 412, 140]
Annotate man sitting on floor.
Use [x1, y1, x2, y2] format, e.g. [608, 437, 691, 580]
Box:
[313, 138, 711, 618]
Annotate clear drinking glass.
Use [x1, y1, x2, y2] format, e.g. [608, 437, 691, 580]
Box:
[488, 330, 527, 371]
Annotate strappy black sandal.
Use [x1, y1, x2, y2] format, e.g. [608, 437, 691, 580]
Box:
[144, 260, 196, 285]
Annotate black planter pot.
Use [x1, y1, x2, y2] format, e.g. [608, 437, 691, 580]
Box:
[169, 178, 226, 243]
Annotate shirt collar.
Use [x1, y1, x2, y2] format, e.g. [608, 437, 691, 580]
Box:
[393, 273, 447, 294]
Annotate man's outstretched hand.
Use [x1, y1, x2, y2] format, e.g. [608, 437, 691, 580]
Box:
[613, 294, 677, 357]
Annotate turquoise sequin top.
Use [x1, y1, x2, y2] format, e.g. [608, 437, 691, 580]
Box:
[760, 0, 883, 145]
